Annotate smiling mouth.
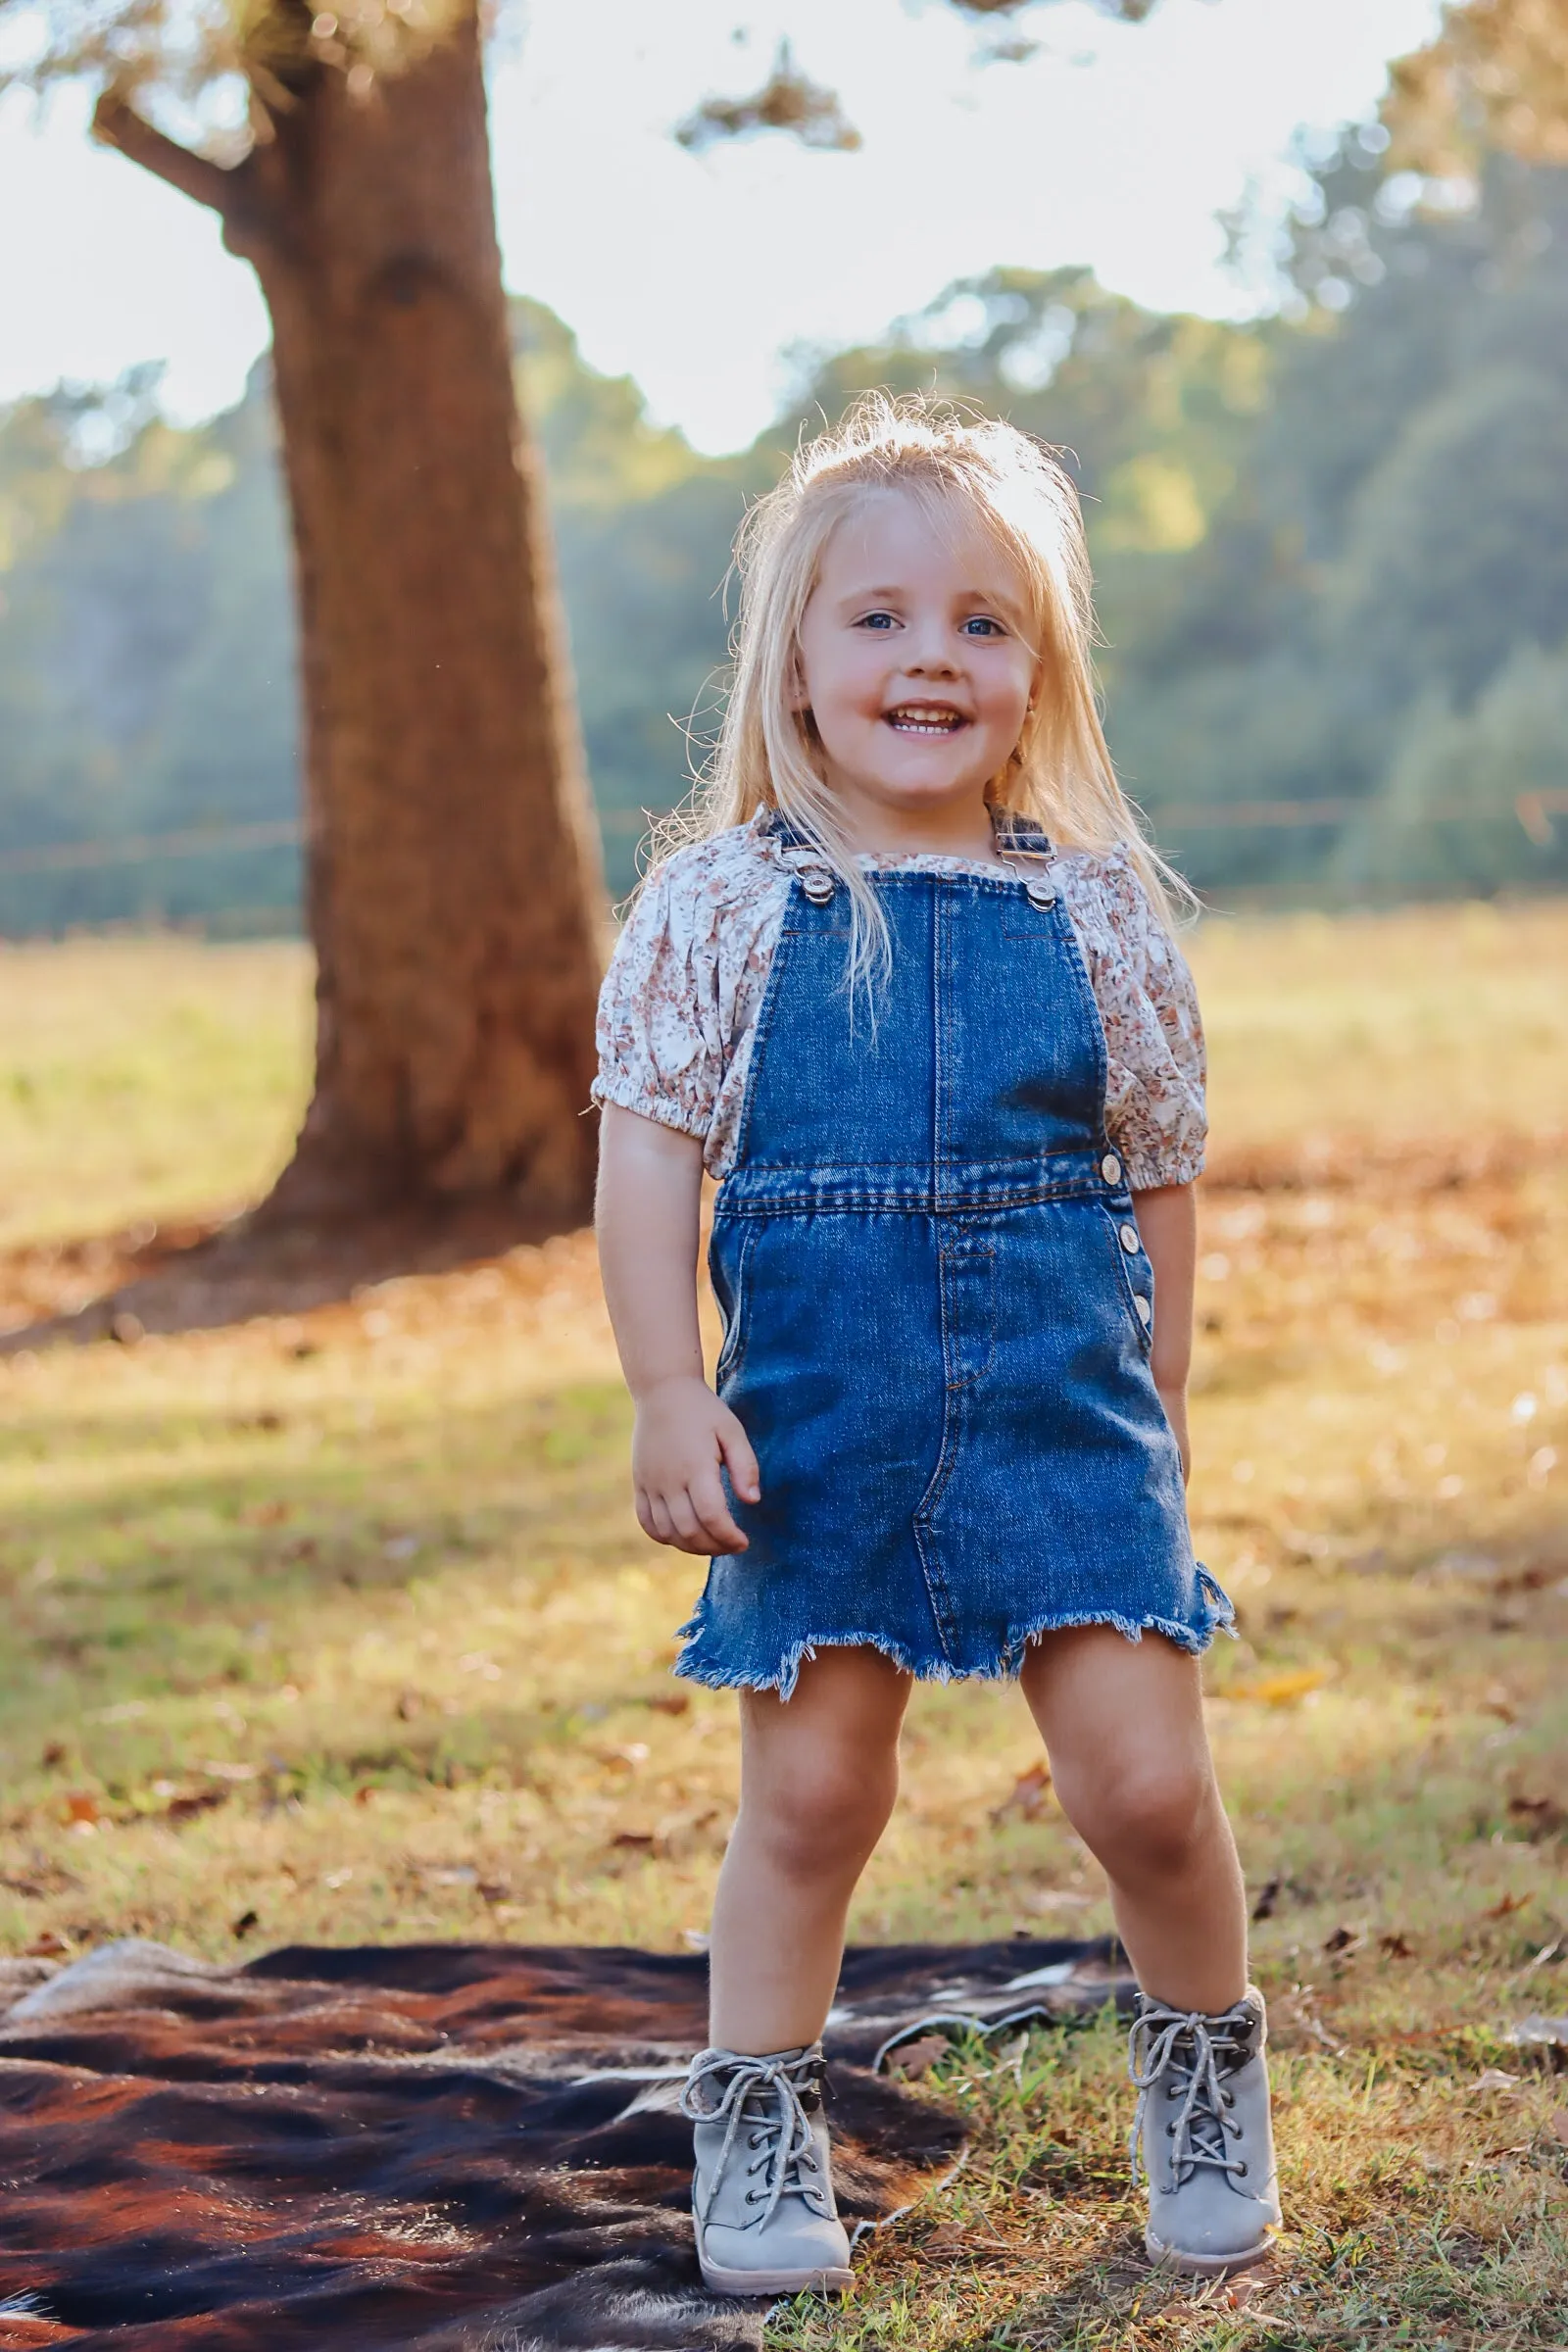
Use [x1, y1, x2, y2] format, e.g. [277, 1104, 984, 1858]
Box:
[883, 704, 967, 736]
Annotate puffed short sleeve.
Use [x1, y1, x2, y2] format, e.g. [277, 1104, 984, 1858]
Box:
[592, 855, 726, 1143]
[1060, 851, 1207, 1189]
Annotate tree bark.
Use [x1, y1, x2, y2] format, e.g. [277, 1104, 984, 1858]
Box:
[99, 16, 606, 1234]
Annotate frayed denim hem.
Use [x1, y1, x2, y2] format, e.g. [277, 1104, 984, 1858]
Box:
[674, 1578, 1236, 1703]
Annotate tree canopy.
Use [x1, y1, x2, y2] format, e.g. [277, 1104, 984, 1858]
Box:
[6, 122, 1568, 929]
[1386, 0, 1568, 173]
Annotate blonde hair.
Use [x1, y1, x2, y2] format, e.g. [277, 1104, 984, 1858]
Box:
[653, 391, 1189, 973]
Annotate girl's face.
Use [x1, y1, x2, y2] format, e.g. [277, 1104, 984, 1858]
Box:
[795, 487, 1038, 844]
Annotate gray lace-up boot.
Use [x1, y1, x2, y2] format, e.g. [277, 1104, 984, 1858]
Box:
[1129, 1987, 1281, 2277]
[682, 2042, 854, 2297]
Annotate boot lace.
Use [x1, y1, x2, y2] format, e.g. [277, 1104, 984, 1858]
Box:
[1128, 2000, 1253, 2191]
[681, 2047, 829, 2234]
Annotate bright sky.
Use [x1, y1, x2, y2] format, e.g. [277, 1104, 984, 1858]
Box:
[0, 0, 1441, 455]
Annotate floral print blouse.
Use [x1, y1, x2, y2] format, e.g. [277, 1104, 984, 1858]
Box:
[593, 815, 1206, 1189]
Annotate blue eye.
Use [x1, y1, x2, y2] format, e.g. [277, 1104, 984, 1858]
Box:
[857, 611, 897, 630]
[962, 615, 1004, 637]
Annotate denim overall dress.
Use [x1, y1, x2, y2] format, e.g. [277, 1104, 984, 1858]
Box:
[675, 816, 1232, 1698]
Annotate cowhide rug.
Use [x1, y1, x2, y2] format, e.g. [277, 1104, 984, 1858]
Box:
[0, 1934, 1134, 2349]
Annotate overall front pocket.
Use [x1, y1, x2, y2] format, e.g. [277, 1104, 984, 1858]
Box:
[709, 1218, 759, 1388]
[1099, 1202, 1156, 1355]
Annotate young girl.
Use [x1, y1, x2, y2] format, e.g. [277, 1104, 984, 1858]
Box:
[593, 396, 1279, 2296]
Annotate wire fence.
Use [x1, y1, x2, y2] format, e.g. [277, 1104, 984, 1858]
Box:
[0, 792, 1564, 878]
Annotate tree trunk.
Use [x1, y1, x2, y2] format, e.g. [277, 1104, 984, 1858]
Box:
[101, 15, 607, 1236]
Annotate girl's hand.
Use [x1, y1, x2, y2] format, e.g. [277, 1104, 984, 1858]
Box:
[597, 1113, 757, 1554]
[633, 1375, 760, 1555]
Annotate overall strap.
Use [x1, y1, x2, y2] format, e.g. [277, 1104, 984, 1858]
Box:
[760, 807, 1055, 864]
[991, 809, 1055, 860]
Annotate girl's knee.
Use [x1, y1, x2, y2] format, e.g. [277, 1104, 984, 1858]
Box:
[742, 1749, 897, 1879]
[1068, 1760, 1216, 1877]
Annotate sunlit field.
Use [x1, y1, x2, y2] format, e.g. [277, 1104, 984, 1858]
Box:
[1, 902, 1566, 2349]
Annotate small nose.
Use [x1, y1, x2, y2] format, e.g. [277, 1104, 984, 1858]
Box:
[904, 621, 959, 676]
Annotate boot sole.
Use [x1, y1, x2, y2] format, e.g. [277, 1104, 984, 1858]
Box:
[698, 2256, 855, 2298]
[1145, 2225, 1274, 2279]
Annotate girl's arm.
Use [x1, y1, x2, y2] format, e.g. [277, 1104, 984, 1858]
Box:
[1132, 1181, 1196, 1483]
[596, 1103, 761, 1556]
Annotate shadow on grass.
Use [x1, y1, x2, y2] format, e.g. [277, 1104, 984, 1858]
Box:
[0, 1197, 586, 1351]
[0, 1376, 651, 1779]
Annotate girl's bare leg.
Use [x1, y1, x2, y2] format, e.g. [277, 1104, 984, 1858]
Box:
[1020, 1625, 1248, 2012]
[708, 1646, 910, 2054]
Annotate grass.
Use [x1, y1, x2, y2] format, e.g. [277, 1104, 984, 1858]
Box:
[0, 901, 1566, 2347]
[0, 934, 311, 1248]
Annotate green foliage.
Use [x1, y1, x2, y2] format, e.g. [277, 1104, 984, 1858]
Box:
[6, 144, 1568, 927]
[0, 373, 300, 928]
[512, 300, 758, 874]
[1339, 644, 1568, 893]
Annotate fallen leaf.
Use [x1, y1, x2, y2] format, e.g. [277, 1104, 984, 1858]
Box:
[1323, 1924, 1364, 1956]
[1269, 1987, 1345, 2056]
[1217, 2275, 1269, 2309]
[644, 1692, 690, 1716]
[165, 1788, 227, 1824]
[1379, 1932, 1415, 1959]
[23, 1931, 72, 1959]
[39, 1742, 66, 1770]
[890, 2034, 952, 2080]
[63, 1793, 99, 1827]
[924, 2218, 969, 2251]
[1508, 1793, 1566, 1838]
[650, 1805, 723, 1860]
[354, 1785, 374, 1806]
[476, 1879, 510, 1904]
[231, 1909, 259, 1940]
[991, 1761, 1053, 1825]
[612, 1829, 656, 1850]
[1227, 1668, 1330, 1707]
[1250, 1876, 1282, 1923]
[1473, 2068, 1521, 2093]
[1487, 1892, 1530, 1919]
[1505, 2015, 1568, 2057]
